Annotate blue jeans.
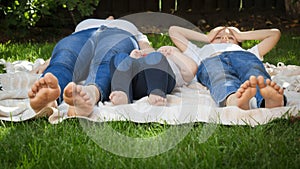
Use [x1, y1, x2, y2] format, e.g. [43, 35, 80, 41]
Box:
[44, 26, 138, 104]
[110, 52, 176, 103]
[196, 51, 271, 108]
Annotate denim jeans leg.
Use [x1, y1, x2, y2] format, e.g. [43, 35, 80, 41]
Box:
[229, 51, 271, 107]
[84, 28, 138, 102]
[141, 52, 176, 98]
[44, 28, 98, 104]
[197, 54, 242, 107]
[110, 53, 135, 103]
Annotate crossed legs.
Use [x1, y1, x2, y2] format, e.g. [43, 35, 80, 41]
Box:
[109, 52, 173, 106]
[226, 75, 284, 110]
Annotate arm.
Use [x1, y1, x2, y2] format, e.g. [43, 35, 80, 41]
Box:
[168, 26, 226, 51]
[138, 41, 155, 54]
[228, 27, 281, 57]
[158, 46, 197, 83]
[128, 40, 156, 59]
[169, 26, 210, 52]
[207, 26, 226, 42]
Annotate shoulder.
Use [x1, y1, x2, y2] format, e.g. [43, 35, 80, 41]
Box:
[247, 45, 263, 60]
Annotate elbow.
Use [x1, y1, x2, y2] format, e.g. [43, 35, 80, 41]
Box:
[169, 26, 182, 45]
[272, 28, 281, 34]
[274, 29, 281, 43]
[182, 71, 195, 83]
[272, 28, 281, 39]
[181, 66, 197, 83]
[169, 26, 180, 37]
[182, 75, 195, 83]
[169, 26, 177, 34]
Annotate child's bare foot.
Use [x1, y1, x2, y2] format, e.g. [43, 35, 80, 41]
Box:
[63, 82, 99, 117]
[109, 91, 129, 105]
[235, 76, 257, 110]
[28, 73, 60, 113]
[148, 94, 167, 106]
[257, 76, 284, 108]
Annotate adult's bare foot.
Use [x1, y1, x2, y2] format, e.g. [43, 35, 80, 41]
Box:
[148, 94, 167, 106]
[235, 76, 257, 110]
[28, 73, 60, 113]
[109, 91, 129, 105]
[63, 82, 99, 117]
[257, 76, 284, 108]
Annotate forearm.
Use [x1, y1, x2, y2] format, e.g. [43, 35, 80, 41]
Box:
[168, 50, 197, 83]
[169, 26, 209, 52]
[238, 29, 281, 41]
[138, 41, 155, 54]
[239, 29, 281, 56]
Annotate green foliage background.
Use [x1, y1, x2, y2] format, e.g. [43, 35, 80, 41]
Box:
[0, 0, 99, 38]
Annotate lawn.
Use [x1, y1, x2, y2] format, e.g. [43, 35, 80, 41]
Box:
[0, 33, 300, 169]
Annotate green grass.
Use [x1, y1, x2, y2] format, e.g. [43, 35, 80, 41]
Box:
[242, 34, 300, 66]
[0, 41, 55, 62]
[0, 33, 300, 169]
[1, 118, 299, 169]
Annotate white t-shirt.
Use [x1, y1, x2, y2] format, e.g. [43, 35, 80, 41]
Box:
[75, 19, 149, 43]
[183, 42, 262, 66]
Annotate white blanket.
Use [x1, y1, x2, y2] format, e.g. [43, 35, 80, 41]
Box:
[0, 59, 299, 126]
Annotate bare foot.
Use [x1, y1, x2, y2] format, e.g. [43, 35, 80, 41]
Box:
[257, 76, 284, 108]
[28, 73, 60, 113]
[109, 91, 129, 105]
[235, 76, 257, 110]
[63, 82, 99, 117]
[148, 94, 167, 106]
